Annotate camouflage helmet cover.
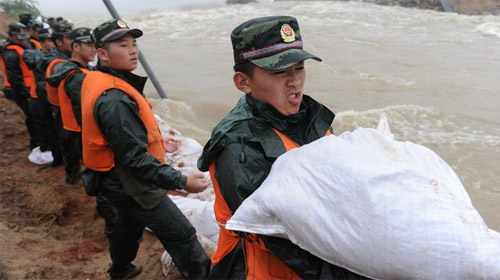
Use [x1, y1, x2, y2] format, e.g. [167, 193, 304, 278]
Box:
[231, 16, 321, 70]
[52, 21, 73, 36]
[92, 19, 142, 48]
[69, 27, 94, 44]
[8, 22, 29, 40]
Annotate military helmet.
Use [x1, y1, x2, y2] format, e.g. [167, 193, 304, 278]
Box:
[8, 22, 29, 40]
[92, 19, 142, 48]
[69, 27, 94, 44]
[231, 16, 321, 70]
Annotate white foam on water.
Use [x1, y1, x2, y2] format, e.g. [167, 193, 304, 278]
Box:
[334, 105, 500, 147]
[475, 21, 500, 39]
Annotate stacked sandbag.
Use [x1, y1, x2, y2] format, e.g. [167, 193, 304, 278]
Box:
[226, 118, 500, 280]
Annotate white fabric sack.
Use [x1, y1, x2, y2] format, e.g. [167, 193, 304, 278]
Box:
[28, 146, 53, 165]
[168, 195, 219, 243]
[226, 118, 500, 280]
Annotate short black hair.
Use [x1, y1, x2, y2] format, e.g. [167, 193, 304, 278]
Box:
[233, 61, 255, 77]
[40, 37, 52, 44]
[52, 33, 63, 45]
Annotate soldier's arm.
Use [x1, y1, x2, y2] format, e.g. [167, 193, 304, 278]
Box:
[3, 50, 30, 97]
[94, 89, 187, 190]
[65, 71, 85, 126]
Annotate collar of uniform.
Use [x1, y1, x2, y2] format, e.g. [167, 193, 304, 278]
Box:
[4, 38, 28, 49]
[97, 65, 147, 94]
[67, 59, 85, 68]
[245, 94, 308, 132]
[49, 48, 70, 59]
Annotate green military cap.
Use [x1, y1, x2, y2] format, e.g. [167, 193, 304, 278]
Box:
[52, 21, 73, 36]
[231, 16, 321, 70]
[70, 27, 94, 44]
[29, 20, 43, 32]
[39, 28, 53, 40]
[8, 22, 29, 39]
[92, 19, 142, 48]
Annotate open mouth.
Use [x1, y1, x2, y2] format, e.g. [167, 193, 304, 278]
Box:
[287, 92, 302, 105]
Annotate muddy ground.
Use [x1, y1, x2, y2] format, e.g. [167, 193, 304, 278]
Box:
[0, 85, 187, 280]
[0, 11, 181, 278]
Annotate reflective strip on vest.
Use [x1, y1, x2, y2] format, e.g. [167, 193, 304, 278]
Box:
[0, 44, 33, 89]
[81, 71, 166, 171]
[45, 58, 65, 106]
[58, 68, 90, 132]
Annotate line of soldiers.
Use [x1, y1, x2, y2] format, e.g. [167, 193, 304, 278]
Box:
[2, 13, 369, 280]
[1, 17, 211, 280]
[1, 19, 93, 184]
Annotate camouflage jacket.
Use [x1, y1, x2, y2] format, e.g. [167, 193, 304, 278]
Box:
[46, 59, 94, 126]
[198, 94, 336, 278]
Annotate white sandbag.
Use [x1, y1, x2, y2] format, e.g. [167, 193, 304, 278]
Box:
[168, 195, 219, 243]
[226, 118, 500, 280]
[28, 146, 53, 165]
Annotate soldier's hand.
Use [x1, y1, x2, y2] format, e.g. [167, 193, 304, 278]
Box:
[184, 173, 209, 193]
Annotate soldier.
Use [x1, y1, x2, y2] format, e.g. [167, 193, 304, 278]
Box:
[198, 16, 369, 279]
[27, 20, 43, 50]
[1, 22, 40, 150]
[22, 27, 63, 164]
[80, 19, 211, 279]
[47, 17, 56, 27]
[46, 27, 96, 183]
[38, 28, 55, 53]
[43, 21, 73, 170]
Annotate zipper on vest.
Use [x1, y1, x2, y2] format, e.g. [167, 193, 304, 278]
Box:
[238, 134, 248, 164]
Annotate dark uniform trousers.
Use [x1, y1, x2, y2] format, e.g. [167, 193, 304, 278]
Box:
[100, 186, 211, 279]
[28, 96, 63, 161]
[9, 92, 40, 149]
[52, 106, 80, 175]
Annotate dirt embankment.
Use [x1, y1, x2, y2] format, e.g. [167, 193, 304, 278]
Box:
[0, 11, 178, 280]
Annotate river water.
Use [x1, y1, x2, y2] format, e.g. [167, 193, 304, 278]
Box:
[41, 0, 500, 230]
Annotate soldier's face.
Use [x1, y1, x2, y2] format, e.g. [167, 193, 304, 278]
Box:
[41, 39, 55, 53]
[57, 37, 72, 54]
[10, 36, 27, 45]
[99, 34, 138, 71]
[76, 42, 96, 64]
[245, 62, 306, 116]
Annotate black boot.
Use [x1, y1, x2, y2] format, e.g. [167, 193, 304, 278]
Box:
[108, 264, 142, 280]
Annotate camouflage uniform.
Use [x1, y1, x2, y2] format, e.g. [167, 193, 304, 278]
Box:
[22, 27, 64, 165]
[198, 16, 369, 279]
[1, 23, 40, 149]
[28, 20, 43, 49]
[43, 22, 73, 169]
[46, 27, 94, 184]
[82, 19, 211, 280]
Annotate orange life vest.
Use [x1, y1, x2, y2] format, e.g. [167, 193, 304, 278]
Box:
[209, 129, 331, 279]
[0, 44, 33, 89]
[80, 71, 166, 171]
[45, 58, 65, 106]
[58, 68, 90, 132]
[30, 38, 42, 50]
[29, 74, 38, 98]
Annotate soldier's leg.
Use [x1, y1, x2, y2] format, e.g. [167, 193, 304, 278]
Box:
[29, 98, 49, 151]
[64, 131, 82, 184]
[15, 97, 40, 149]
[104, 195, 144, 277]
[137, 196, 211, 279]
